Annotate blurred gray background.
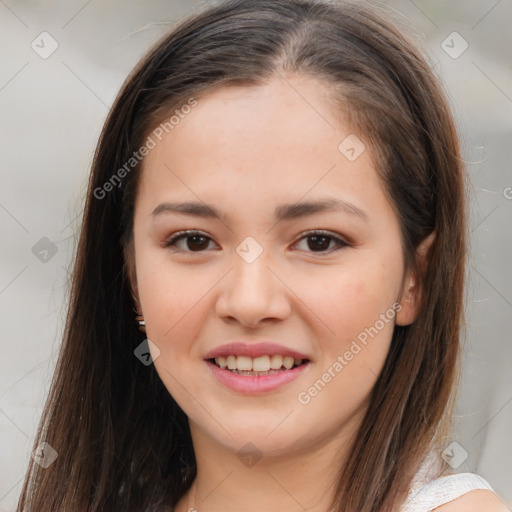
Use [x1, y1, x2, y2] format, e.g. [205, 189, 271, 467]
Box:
[0, 0, 511, 510]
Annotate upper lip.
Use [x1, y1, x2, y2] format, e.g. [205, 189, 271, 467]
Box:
[204, 341, 311, 361]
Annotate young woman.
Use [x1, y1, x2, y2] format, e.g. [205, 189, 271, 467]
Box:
[17, 0, 508, 510]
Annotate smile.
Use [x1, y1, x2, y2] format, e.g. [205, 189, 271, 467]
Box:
[212, 354, 306, 373]
[206, 356, 311, 394]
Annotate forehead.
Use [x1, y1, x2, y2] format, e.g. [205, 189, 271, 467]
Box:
[142, 74, 348, 166]
[136, 74, 388, 221]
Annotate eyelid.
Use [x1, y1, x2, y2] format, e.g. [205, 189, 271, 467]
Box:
[294, 229, 348, 244]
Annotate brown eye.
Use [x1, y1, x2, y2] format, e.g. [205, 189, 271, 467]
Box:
[307, 234, 332, 251]
[183, 234, 210, 251]
[294, 231, 348, 253]
[165, 231, 216, 252]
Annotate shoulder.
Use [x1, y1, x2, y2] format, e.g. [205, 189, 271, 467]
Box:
[433, 489, 510, 511]
[401, 470, 509, 512]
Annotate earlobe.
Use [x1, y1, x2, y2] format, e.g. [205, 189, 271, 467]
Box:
[395, 232, 435, 326]
[395, 275, 418, 326]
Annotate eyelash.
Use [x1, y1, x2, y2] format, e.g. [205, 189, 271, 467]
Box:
[163, 229, 349, 254]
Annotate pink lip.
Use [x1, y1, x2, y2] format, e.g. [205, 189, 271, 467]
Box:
[203, 341, 311, 361]
[205, 359, 311, 394]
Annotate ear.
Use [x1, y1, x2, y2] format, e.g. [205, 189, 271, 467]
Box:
[395, 232, 435, 326]
[123, 242, 140, 311]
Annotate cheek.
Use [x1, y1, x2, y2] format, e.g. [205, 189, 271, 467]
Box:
[294, 271, 397, 426]
[136, 260, 209, 403]
[290, 255, 400, 390]
[135, 251, 210, 357]
[298, 257, 400, 339]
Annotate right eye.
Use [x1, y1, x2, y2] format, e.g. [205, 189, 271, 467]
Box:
[164, 230, 218, 253]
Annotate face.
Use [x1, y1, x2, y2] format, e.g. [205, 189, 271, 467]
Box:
[127, 74, 421, 459]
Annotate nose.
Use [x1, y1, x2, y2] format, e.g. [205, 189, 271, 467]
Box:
[215, 246, 291, 328]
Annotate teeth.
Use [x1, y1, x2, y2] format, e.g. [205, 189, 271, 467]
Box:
[237, 356, 252, 371]
[214, 355, 305, 371]
[270, 355, 284, 370]
[283, 356, 294, 369]
[227, 355, 237, 370]
[253, 355, 270, 372]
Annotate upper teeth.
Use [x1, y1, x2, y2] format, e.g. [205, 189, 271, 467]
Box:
[214, 355, 303, 371]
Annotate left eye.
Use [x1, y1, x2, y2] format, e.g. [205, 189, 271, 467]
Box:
[293, 231, 348, 253]
[164, 230, 348, 253]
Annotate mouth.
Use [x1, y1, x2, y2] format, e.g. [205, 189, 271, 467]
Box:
[205, 356, 311, 394]
[207, 355, 310, 376]
[203, 341, 312, 393]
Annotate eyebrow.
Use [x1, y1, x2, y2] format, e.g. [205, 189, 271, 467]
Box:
[151, 198, 369, 223]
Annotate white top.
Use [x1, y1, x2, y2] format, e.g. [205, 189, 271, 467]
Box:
[400, 451, 494, 511]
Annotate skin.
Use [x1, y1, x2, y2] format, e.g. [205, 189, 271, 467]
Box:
[126, 74, 500, 511]
[435, 490, 510, 511]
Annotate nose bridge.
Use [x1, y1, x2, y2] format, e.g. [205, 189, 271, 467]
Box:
[216, 235, 289, 324]
[231, 236, 273, 297]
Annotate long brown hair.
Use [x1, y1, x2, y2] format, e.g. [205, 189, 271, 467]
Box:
[18, 1, 467, 510]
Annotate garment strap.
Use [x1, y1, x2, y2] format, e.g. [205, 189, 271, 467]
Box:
[401, 473, 494, 511]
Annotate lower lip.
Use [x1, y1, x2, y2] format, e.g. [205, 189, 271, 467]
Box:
[205, 360, 311, 395]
